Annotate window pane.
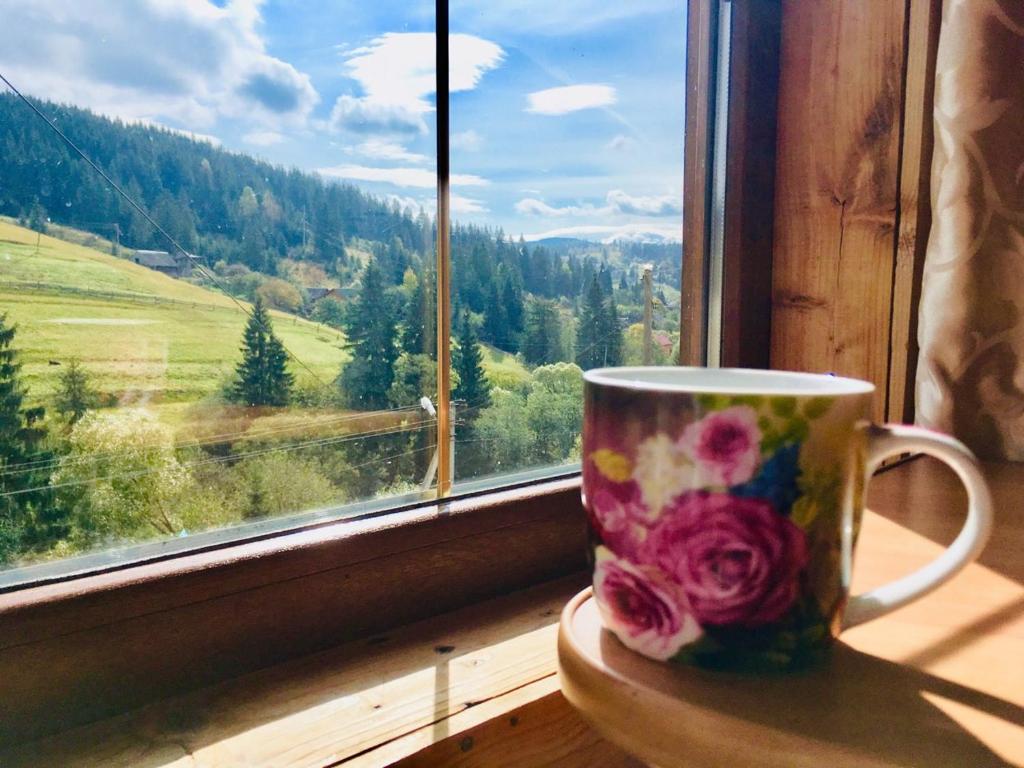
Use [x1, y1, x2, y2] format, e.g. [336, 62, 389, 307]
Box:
[448, 3, 686, 486]
[0, 1, 438, 582]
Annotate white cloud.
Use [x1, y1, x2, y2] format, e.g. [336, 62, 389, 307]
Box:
[452, 194, 488, 214]
[526, 84, 616, 115]
[243, 130, 285, 147]
[448, 0, 681, 34]
[522, 223, 682, 244]
[0, 1, 319, 129]
[606, 134, 637, 152]
[605, 190, 681, 216]
[317, 164, 488, 189]
[353, 139, 430, 164]
[452, 129, 483, 152]
[385, 194, 431, 213]
[515, 190, 681, 218]
[331, 32, 503, 134]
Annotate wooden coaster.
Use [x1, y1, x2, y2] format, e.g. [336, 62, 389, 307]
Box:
[557, 588, 1013, 768]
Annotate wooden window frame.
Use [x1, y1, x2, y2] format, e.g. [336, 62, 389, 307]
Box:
[0, 0, 785, 747]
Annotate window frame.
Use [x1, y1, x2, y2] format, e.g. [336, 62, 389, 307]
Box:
[0, 0, 783, 745]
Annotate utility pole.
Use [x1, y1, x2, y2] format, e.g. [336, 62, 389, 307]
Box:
[113, 222, 121, 257]
[642, 265, 653, 365]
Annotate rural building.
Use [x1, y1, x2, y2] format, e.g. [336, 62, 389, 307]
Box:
[131, 250, 196, 278]
[306, 286, 358, 304]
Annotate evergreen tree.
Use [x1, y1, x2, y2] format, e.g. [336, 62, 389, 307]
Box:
[522, 299, 563, 366]
[0, 314, 50, 563]
[54, 358, 98, 425]
[231, 297, 293, 407]
[340, 260, 399, 409]
[453, 311, 491, 412]
[28, 200, 47, 233]
[601, 290, 625, 367]
[575, 277, 607, 370]
[482, 283, 507, 349]
[400, 268, 434, 357]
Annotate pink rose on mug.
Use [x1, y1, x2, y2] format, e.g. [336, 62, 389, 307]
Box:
[679, 405, 762, 486]
[593, 547, 702, 661]
[644, 491, 808, 627]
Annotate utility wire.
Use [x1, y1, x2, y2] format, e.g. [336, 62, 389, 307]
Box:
[0, 71, 333, 391]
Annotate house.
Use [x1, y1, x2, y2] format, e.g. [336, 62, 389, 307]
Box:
[132, 250, 180, 276]
[131, 250, 197, 278]
[306, 286, 359, 304]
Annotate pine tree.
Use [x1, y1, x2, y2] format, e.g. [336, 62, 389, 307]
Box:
[0, 314, 50, 563]
[55, 358, 98, 425]
[575, 276, 607, 370]
[522, 299, 563, 366]
[601, 290, 625, 367]
[482, 283, 507, 349]
[453, 311, 491, 411]
[232, 297, 293, 407]
[340, 260, 399, 409]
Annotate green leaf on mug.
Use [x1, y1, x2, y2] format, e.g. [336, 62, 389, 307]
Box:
[696, 393, 730, 411]
[732, 394, 764, 408]
[770, 396, 797, 417]
[802, 396, 833, 420]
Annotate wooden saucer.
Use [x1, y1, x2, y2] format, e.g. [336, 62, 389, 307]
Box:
[557, 588, 1012, 768]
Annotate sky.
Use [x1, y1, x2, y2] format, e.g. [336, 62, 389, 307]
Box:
[0, 0, 686, 243]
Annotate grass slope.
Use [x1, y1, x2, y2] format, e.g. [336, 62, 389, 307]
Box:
[0, 219, 347, 408]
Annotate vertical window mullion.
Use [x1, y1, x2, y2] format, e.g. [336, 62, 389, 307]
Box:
[435, 0, 452, 497]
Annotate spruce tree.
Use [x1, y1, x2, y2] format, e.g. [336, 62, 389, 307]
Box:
[55, 358, 98, 425]
[340, 260, 399, 409]
[522, 299, 563, 366]
[232, 297, 293, 407]
[575, 276, 607, 370]
[0, 314, 50, 563]
[453, 311, 492, 411]
[601, 290, 625, 367]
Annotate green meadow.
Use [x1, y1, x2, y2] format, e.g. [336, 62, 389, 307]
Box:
[0, 219, 348, 410]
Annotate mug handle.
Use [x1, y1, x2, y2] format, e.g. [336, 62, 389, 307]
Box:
[843, 423, 994, 628]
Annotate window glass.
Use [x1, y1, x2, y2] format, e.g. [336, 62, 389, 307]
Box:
[0, 1, 438, 579]
[448, 2, 687, 486]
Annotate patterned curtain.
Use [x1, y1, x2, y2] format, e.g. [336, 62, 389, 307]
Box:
[916, 0, 1024, 460]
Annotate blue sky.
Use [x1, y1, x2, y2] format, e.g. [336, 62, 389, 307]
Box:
[0, 0, 686, 242]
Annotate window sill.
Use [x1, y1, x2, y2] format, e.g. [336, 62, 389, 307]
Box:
[1, 573, 642, 768]
[0, 476, 587, 743]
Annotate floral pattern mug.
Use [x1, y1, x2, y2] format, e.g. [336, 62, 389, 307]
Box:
[583, 368, 994, 670]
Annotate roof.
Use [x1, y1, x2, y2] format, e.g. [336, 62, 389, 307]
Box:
[133, 250, 178, 269]
[306, 287, 332, 301]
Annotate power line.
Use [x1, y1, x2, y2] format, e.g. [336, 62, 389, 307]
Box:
[0, 71, 333, 391]
[0, 405, 424, 478]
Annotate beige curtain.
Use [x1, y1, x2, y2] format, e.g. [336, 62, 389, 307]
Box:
[916, 0, 1024, 460]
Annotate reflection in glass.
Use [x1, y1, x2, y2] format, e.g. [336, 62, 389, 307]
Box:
[449, 3, 686, 485]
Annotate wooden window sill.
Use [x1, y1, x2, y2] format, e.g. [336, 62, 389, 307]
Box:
[0, 573, 641, 767]
[4, 457, 1019, 767]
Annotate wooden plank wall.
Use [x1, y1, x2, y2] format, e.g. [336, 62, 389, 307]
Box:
[770, 0, 938, 423]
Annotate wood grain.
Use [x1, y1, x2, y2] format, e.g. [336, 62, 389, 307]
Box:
[771, 0, 908, 420]
[390, 686, 643, 768]
[720, 0, 782, 369]
[0, 575, 590, 767]
[559, 458, 1024, 767]
[885, 0, 942, 424]
[0, 479, 587, 744]
[680, 0, 718, 365]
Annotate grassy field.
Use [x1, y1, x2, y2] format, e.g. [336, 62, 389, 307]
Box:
[0, 219, 348, 410]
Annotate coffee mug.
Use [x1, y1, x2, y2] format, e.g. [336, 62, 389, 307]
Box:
[582, 367, 993, 669]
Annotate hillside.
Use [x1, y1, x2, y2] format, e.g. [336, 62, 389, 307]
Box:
[0, 219, 347, 408]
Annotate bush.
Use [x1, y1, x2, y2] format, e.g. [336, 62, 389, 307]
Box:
[256, 278, 303, 313]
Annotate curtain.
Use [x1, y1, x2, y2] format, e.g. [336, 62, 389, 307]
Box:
[916, 0, 1024, 460]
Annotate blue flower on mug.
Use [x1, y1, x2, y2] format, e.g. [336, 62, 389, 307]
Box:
[731, 441, 803, 516]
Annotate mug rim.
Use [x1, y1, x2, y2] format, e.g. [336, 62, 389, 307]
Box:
[583, 366, 875, 397]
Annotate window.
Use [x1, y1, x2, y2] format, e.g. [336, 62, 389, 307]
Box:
[0, 1, 687, 588]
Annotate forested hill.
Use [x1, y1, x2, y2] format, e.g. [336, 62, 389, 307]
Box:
[0, 93, 680, 357]
[0, 92, 427, 274]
